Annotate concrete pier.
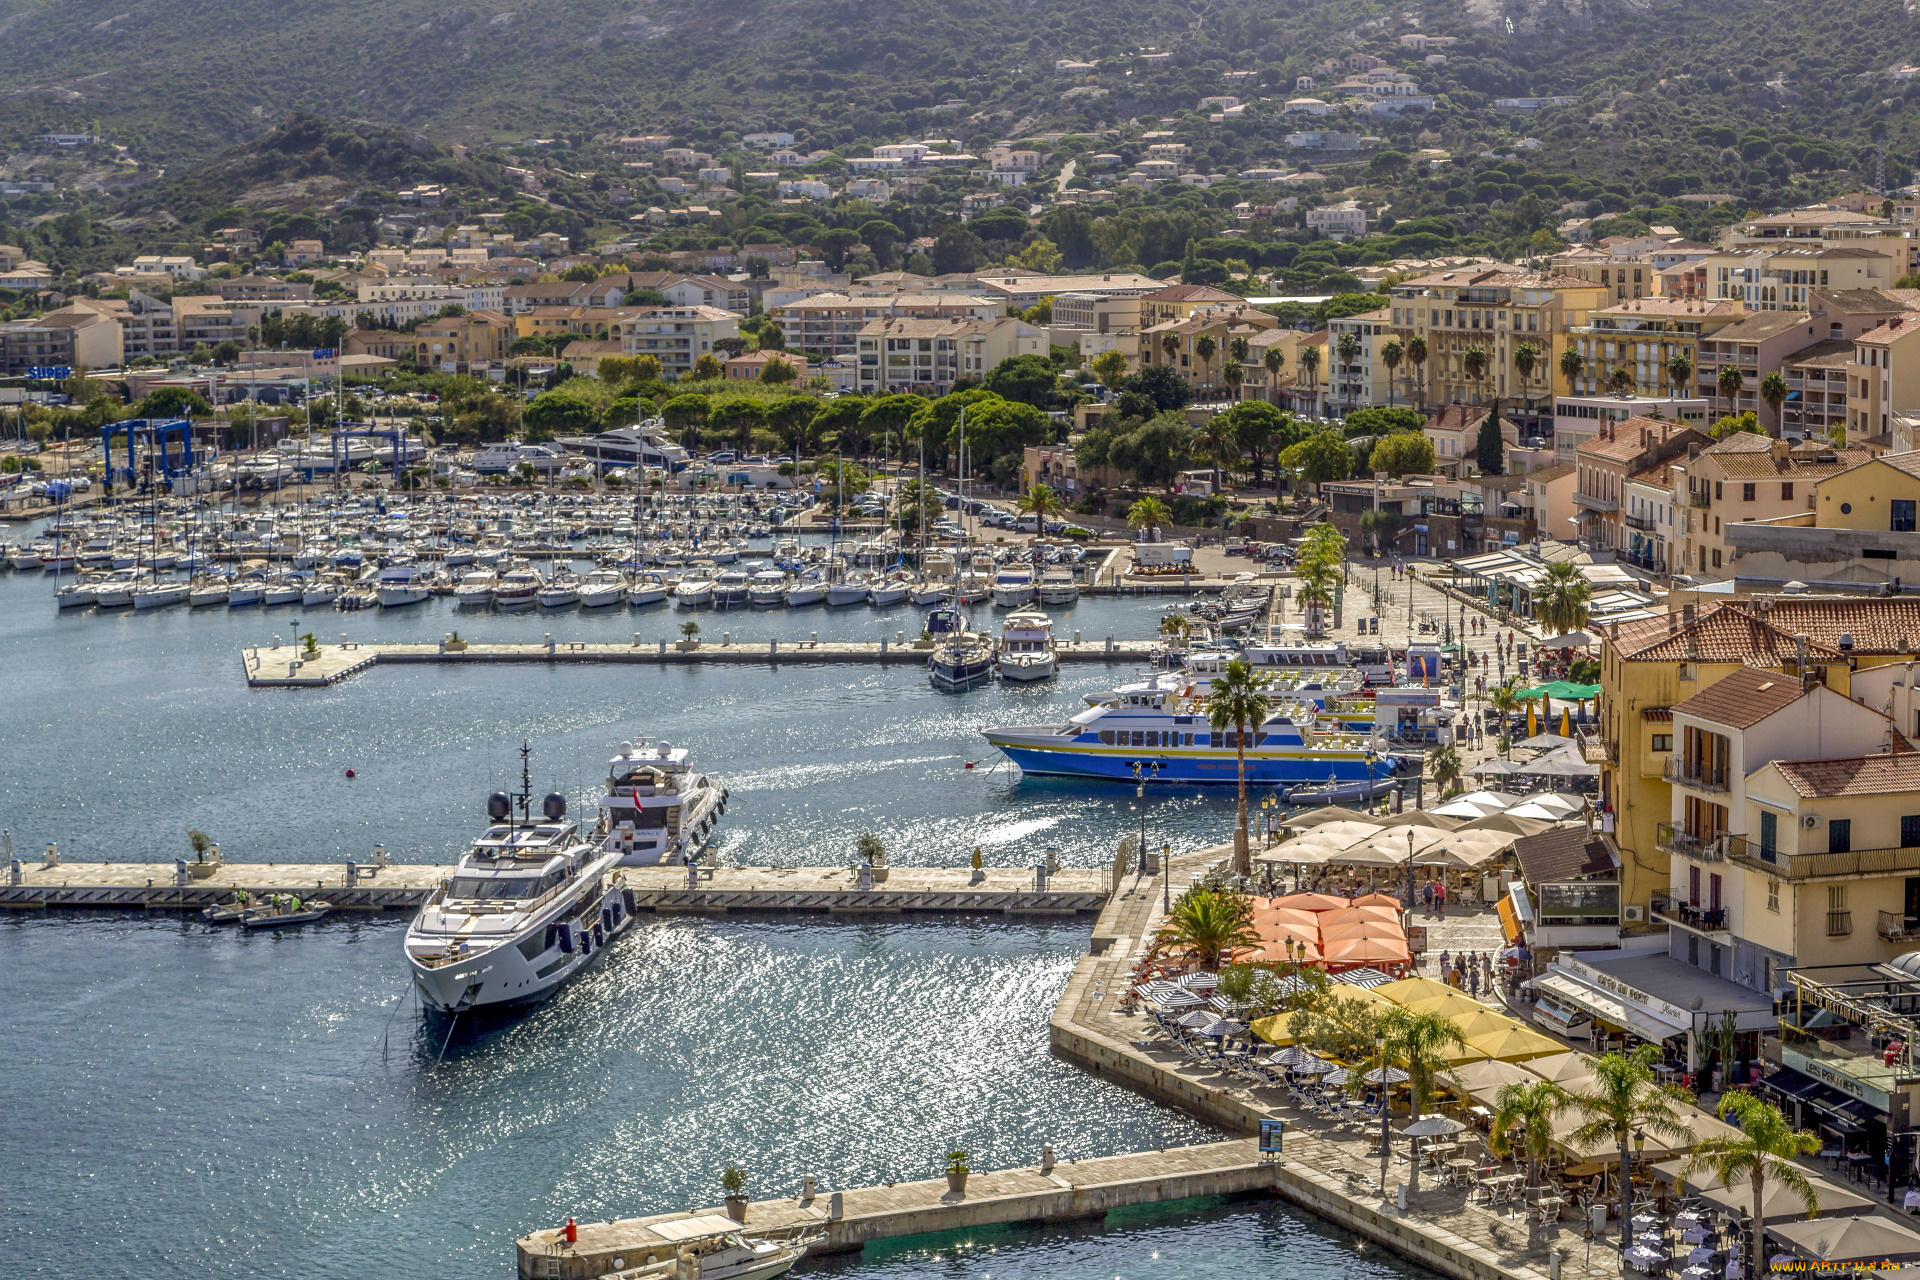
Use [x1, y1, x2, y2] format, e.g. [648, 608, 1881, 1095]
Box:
[241, 638, 1157, 687]
[515, 1138, 1285, 1278]
[0, 860, 1109, 916]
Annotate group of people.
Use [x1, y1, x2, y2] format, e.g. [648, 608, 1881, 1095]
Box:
[1435, 948, 1498, 998]
[1418, 878, 1450, 915]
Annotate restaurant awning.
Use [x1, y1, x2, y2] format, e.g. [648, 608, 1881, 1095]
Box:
[1652, 1158, 1874, 1222]
[1758, 1068, 1881, 1132]
[1533, 969, 1688, 1043]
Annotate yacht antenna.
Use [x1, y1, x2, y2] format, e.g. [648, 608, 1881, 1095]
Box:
[515, 740, 533, 826]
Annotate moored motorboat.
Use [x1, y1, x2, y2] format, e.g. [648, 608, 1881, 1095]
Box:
[240, 895, 333, 928]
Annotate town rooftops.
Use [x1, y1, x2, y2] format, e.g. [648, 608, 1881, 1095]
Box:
[1698, 437, 1864, 479]
[1395, 266, 1593, 290]
[1144, 283, 1240, 303]
[1705, 311, 1816, 344]
[1576, 416, 1700, 463]
[1600, 602, 1846, 664]
[1773, 753, 1920, 799]
[1671, 665, 1811, 729]
[1856, 315, 1920, 345]
[1815, 288, 1910, 315]
[1594, 297, 1745, 319]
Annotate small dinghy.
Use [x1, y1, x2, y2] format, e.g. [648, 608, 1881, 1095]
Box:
[202, 891, 254, 924]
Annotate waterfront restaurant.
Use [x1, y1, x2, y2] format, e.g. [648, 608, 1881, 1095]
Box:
[1530, 935, 1776, 1072]
[1768, 957, 1920, 1199]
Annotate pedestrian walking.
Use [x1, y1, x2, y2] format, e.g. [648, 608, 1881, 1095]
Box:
[1422, 881, 1435, 912]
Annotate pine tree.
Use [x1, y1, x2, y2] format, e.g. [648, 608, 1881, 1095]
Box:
[1474, 400, 1505, 476]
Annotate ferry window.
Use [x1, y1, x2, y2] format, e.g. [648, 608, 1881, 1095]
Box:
[1098, 731, 1114, 745]
[1184, 733, 1195, 746]
[1131, 731, 1146, 747]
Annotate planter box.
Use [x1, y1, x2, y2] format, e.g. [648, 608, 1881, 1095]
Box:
[676, 640, 701, 651]
[187, 861, 222, 880]
[945, 1171, 968, 1195]
[723, 1195, 748, 1223]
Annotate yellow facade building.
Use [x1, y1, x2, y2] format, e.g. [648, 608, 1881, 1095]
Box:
[1388, 267, 1608, 408]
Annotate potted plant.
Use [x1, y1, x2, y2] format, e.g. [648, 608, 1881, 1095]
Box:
[677, 620, 701, 651]
[186, 828, 221, 878]
[299, 631, 319, 660]
[720, 1166, 748, 1221]
[944, 1150, 969, 1196]
[913, 628, 935, 650]
[856, 832, 888, 882]
[444, 629, 467, 652]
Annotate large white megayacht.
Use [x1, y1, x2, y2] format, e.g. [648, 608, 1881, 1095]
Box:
[596, 739, 728, 866]
[404, 761, 635, 1014]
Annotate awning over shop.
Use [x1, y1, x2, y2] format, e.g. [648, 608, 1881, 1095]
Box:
[1534, 969, 1688, 1043]
[1758, 1068, 1880, 1132]
[1497, 893, 1524, 945]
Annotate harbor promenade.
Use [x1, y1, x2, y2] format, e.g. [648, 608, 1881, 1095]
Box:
[0, 858, 1110, 915]
[240, 636, 1158, 686]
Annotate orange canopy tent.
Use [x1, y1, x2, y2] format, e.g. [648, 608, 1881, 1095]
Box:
[1351, 892, 1404, 908]
[1324, 935, 1412, 967]
[1268, 893, 1350, 911]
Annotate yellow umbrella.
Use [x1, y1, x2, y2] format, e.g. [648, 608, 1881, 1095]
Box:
[1435, 1039, 1491, 1065]
[1374, 976, 1461, 1007]
[1250, 1013, 1296, 1046]
[1527, 699, 1539, 737]
[1378, 977, 1491, 1020]
[1449, 1008, 1520, 1038]
[1462, 1021, 1567, 1063]
[1523, 1050, 1600, 1091]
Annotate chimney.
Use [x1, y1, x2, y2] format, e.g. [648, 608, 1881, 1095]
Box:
[1797, 632, 1808, 684]
[1640, 426, 1651, 448]
[1683, 603, 1697, 626]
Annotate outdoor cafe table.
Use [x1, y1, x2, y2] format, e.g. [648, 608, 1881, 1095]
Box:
[1683, 1225, 1711, 1246]
[1633, 1213, 1664, 1234]
[1624, 1246, 1665, 1274]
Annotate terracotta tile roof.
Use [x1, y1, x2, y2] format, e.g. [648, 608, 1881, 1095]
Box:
[1702, 442, 1867, 479]
[1512, 825, 1616, 884]
[1707, 311, 1815, 344]
[1857, 315, 1920, 345]
[1877, 452, 1920, 480]
[1818, 288, 1910, 315]
[1601, 602, 1845, 663]
[1527, 463, 1575, 482]
[1750, 597, 1920, 655]
[1773, 753, 1920, 798]
[1423, 404, 1517, 435]
[1641, 707, 1674, 722]
[1577, 416, 1702, 463]
[1671, 666, 1810, 729]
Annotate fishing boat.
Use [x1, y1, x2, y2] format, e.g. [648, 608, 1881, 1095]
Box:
[982, 684, 1406, 786]
[596, 738, 727, 866]
[404, 747, 635, 1014]
[240, 895, 333, 928]
[995, 610, 1058, 683]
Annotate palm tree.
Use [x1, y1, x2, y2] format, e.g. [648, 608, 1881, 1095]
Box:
[1223, 362, 1245, 402]
[1567, 1045, 1693, 1252]
[1666, 352, 1694, 401]
[1717, 364, 1745, 419]
[1759, 370, 1789, 435]
[1462, 344, 1489, 405]
[1380, 339, 1404, 407]
[1405, 335, 1429, 410]
[1160, 332, 1180, 366]
[1017, 482, 1063, 521]
[1229, 335, 1251, 371]
[1127, 494, 1172, 536]
[1512, 341, 1541, 418]
[1609, 366, 1635, 395]
[1680, 1092, 1822, 1280]
[1298, 344, 1322, 415]
[1154, 887, 1258, 969]
[1491, 1079, 1569, 1237]
[1296, 576, 1334, 637]
[1194, 334, 1218, 393]
[1487, 679, 1524, 755]
[1425, 742, 1463, 796]
[1559, 345, 1585, 395]
[1206, 658, 1272, 876]
[1382, 1007, 1468, 1191]
[1263, 346, 1286, 405]
[1533, 559, 1593, 635]
[1199, 414, 1237, 491]
[1335, 331, 1363, 414]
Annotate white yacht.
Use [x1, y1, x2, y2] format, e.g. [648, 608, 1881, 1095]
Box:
[376, 563, 435, 608]
[996, 610, 1058, 682]
[866, 570, 910, 607]
[470, 442, 568, 475]
[91, 568, 141, 609]
[626, 570, 672, 606]
[784, 570, 827, 607]
[674, 566, 716, 607]
[188, 578, 232, 608]
[452, 569, 497, 607]
[537, 569, 582, 609]
[1038, 566, 1080, 606]
[991, 565, 1036, 608]
[132, 580, 190, 610]
[554, 419, 691, 473]
[493, 568, 541, 609]
[748, 569, 789, 607]
[404, 792, 634, 1014]
[578, 568, 627, 608]
[596, 739, 728, 866]
[826, 570, 872, 607]
[712, 568, 752, 610]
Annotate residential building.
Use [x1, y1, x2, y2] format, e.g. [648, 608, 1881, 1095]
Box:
[0, 307, 122, 375]
[1565, 298, 1747, 398]
[1305, 201, 1369, 239]
[1724, 451, 1920, 588]
[723, 350, 809, 382]
[414, 310, 513, 373]
[1574, 415, 1710, 556]
[1552, 393, 1713, 463]
[500, 279, 625, 315]
[967, 272, 1163, 310]
[1704, 246, 1902, 311]
[1509, 824, 1621, 960]
[1140, 305, 1279, 399]
[1325, 307, 1394, 412]
[604, 306, 741, 377]
[130, 255, 204, 281]
[769, 292, 1001, 360]
[1677, 434, 1866, 577]
[1694, 290, 1911, 432]
[854, 315, 1045, 395]
[1388, 267, 1609, 407]
[1422, 404, 1518, 475]
[215, 276, 313, 302]
[1622, 460, 1682, 574]
[1846, 314, 1920, 446]
[1138, 284, 1240, 328]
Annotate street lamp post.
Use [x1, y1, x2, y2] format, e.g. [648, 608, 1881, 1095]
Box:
[1129, 758, 1164, 895]
[1404, 825, 1418, 917]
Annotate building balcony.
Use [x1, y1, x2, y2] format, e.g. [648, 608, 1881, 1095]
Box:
[1650, 892, 1730, 936]
[1689, 490, 1711, 509]
[1880, 910, 1920, 943]
[1624, 513, 1655, 532]
[1662, 759, 1730, 792]
[1574, 492, 1619, 513]
[1656, 822, 1728, 860]
[1728, 836, 1920, 881]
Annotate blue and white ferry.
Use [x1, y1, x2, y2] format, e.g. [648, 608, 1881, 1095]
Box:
[982, 685, 1407, 786]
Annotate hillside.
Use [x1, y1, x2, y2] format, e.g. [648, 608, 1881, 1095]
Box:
[0, 0, 1912, 188]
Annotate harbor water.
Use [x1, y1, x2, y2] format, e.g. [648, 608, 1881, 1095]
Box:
[0, 556, 1434, 1280]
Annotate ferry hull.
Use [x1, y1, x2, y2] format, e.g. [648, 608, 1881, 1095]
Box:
[985, 737, 1397, 786]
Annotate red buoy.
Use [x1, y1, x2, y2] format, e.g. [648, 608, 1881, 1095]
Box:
[345, 769, 356, 778]
[964, 761, 976, 770]
[564, 1217, 578, 1244]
